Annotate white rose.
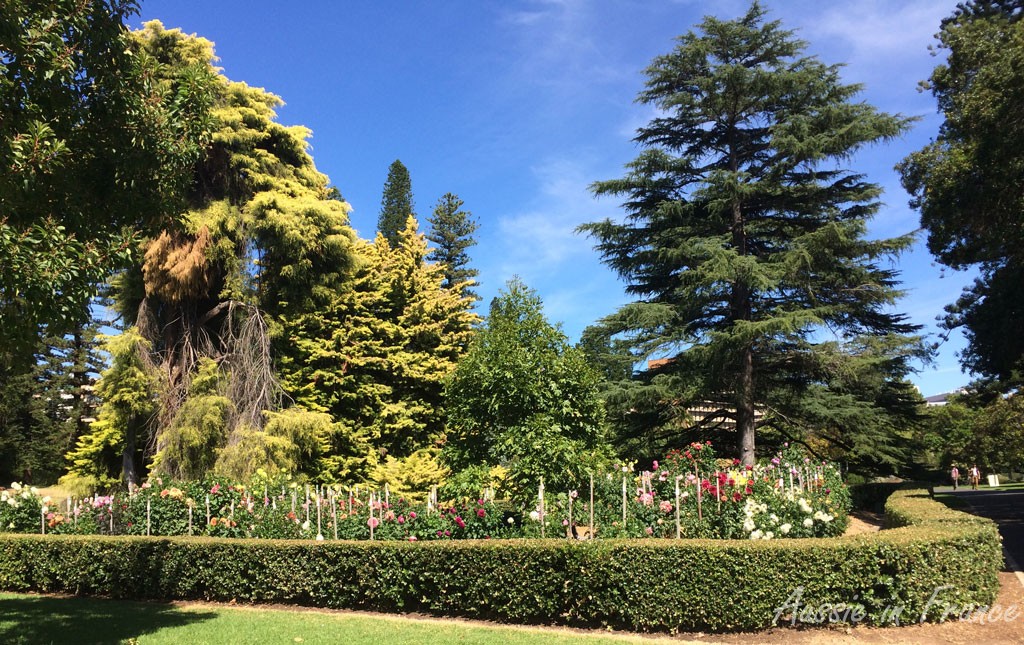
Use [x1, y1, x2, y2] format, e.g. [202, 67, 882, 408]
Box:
[803, 518, 813, 528]
[529, 510, 540, 521]
[780, 523, 792, 535]
[750, 529, 763, 540]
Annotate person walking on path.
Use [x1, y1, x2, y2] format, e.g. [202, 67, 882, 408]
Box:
[951, 464, 960, 490]
[969, 464, 981, 490]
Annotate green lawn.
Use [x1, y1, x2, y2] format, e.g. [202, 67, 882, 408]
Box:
[0, 593, 665, 645]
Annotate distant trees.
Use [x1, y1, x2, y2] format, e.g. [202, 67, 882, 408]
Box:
[378, 160, 415, 246]
[899, 0, 1024, 388]
[427, 193, 480, 301]
[581, 2, 925, 466]
[918, 392, 1024, 476]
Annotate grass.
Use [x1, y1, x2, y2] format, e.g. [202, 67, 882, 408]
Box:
[0, 593, 659, 645]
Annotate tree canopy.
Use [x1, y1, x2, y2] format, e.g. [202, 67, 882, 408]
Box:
[443, 278, 609, 505]
[378, 160, 415, 246]
[898, 0, 1024, 387]
[65, 21, 360, 486]
[580, 2, 925, 465]
[0, 1, 212, 366]
[427, 193, 480, 301]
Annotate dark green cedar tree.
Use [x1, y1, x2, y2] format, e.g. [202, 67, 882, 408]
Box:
[580, 2, 925, 466]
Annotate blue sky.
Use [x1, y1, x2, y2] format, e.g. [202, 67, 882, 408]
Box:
[135, 0, 972, 397]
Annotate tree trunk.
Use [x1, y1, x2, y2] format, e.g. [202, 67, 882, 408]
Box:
[730, 184, 756, 465]
[738, 344, 756, 466]
[122, 423, 138, 489]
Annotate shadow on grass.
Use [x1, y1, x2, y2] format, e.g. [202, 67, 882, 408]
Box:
[0, 594, 216, 645]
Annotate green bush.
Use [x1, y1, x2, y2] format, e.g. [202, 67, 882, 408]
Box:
[849, 481, 903, 512]
[0, 486, 1001, 632]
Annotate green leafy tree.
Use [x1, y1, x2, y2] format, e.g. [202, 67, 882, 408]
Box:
[443, 278, 610, 507]
[0, 1, 213, 365]
[918, 391, 1024, 476]
[427, 193, 480, 300]
[580, 2, 923, 465]
[898, 1, 1024, 387]
[378, 159, 415, 246]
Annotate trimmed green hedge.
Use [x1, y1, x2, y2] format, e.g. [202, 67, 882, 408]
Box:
[0, 487, 1001, 632]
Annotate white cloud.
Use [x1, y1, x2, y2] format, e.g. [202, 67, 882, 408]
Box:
[495, 157, 606, 278]
[805, 1, 947, 61]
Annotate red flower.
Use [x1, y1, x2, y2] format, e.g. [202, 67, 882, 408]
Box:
[454, 516, 466, 529]
[476, 508, 486, 518]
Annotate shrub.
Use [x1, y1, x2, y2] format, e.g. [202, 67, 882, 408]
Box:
[0, 485, 1000, 632]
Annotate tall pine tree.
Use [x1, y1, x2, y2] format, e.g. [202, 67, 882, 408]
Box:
[378, 160, 415, 246]
[580, 2, 924, 465]
[427, 193, 480, 301]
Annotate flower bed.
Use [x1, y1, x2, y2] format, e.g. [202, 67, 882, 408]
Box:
[0, 486, 1000, 632]
[0, 444, 850, 543]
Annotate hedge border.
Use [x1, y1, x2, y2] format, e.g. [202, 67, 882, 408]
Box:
[0, 486, 1002, 632]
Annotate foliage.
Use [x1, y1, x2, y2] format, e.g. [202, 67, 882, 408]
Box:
[280, 216, 478, 476]
[371, 449, 449, 503]
[0, 484, 44, 533]
[0, 486, 1001, 632]
[426, 193, 480, 301]
[150, 358, 231, 480]
[580, 2, 924, 465]
[0, 318, 105, 485]
[898, 0, 1024, 387]
[93, 22, 362, 482]
[443, 278, 611, 508]
[378, 159, 415, 246]
[0, 1, 213, 362]
[62, 329, 157, 488]
[916, 391, 1024, 474]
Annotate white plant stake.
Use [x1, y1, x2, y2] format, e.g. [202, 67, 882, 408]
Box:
[589, 473, 595, 539]
[316, 493, 323, 541]
[539, 478, 545, 539]
[331, 490, 338, 540]
[675, 476, 681, 539]
[622, 475, 627, 525]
